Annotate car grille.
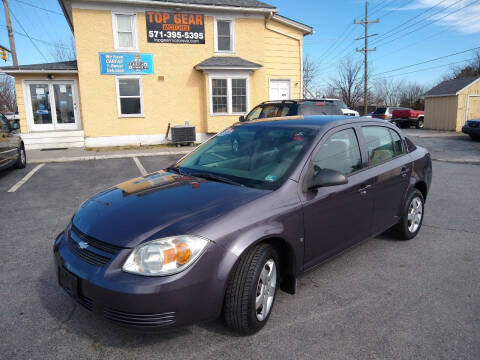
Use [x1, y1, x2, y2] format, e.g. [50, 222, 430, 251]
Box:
[66, 225, 121, 266]
[103, 308, 176, 327]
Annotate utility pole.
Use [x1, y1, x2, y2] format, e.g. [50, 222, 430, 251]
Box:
[354, 1, 378, 115]
[2, 0, 18, 66]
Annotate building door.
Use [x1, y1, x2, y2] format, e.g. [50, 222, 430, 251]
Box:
[25, 80, 80, 132]
[269, 80, 290, 101]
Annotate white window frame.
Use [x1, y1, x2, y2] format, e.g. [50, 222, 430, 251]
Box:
[214, 17, 235, 54]
[112, 12, 138, 51]
[208, 73, 249, 116]
[115, 75, 144, 118]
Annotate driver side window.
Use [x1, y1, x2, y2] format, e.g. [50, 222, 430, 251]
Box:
[246, 106, 262, 121]
[311, 128, 362, 176]
[0, 114, 10, 132]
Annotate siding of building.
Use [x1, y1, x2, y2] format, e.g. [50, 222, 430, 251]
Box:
[425, 78, 480, 131]
[424, 96, 458, 131]
[70, 7, 304, 139]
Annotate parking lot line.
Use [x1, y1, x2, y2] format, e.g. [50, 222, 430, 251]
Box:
[133, 157, 148, 176]
[7, 164, 45, 193]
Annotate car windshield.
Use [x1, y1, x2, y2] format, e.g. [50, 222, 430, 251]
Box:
[373, 108, 386, 114]
[334, 100, 347, 108]
[175, 124, 318, 190]
[298, 102, 342, 116]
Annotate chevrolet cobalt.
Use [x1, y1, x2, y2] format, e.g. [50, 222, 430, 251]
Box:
[54, 116, 432, 334]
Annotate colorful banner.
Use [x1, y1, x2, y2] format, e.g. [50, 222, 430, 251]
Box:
[146, 11, 205, 44]
[99, 53, 154, 75]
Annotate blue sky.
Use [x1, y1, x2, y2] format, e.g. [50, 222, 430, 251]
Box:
[1, 0, 478, 90]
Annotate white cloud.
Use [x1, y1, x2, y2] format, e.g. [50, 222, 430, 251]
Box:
[390, 0, 480, 34]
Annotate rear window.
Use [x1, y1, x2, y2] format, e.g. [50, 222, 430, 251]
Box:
[298, 103, 343, 116]
[373, 108, 386, 115]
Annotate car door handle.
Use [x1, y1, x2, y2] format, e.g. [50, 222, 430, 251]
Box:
[358, 184, 371, 195]
[401, 167, 409, 177]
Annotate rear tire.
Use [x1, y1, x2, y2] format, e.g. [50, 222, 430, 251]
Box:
[13, 144, 26, 169]
[392, 189, 425, 240]
[224, 244, 279, 334]
[416, 118, 424, 129]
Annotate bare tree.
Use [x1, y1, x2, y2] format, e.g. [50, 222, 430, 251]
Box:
[49, 37, 76, 62]
[400, 82, 425, 109]
[330, 58, 363, 108]
[443, 50, 480, 80]
[372, 78, 403, 106]
[0, 75, 17, 112]
[303, 55, 318, 98]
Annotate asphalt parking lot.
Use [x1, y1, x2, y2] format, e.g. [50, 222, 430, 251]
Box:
[1, 135, 479, 360]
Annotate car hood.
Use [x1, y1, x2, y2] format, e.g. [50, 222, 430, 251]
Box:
[72, 170, 268, 248]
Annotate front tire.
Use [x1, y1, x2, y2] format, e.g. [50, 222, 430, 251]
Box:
[13, 144, 26, 169]
[393, 189, 425, 240]
[224, 244, 279, 334]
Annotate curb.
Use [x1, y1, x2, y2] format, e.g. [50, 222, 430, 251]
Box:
[28, 150, 191, 164]
[432, 158, 480, 165]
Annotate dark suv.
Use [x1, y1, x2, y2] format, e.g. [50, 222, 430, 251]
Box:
[240, 100, 344, 122]
[0, 111, 26, 171]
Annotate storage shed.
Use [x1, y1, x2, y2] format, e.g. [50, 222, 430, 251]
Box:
[424, 76, 480, 131]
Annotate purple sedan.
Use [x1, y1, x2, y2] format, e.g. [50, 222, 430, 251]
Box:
[53, 116, 432, 334]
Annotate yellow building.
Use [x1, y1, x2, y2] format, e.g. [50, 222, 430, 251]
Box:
[0, 0, 312, 149]
[424, 76, 480, 131]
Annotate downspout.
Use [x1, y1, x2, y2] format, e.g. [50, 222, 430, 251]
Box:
[265, 13, 303, 99]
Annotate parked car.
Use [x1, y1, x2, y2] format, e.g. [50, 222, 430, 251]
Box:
[54, 116, 432, 334]
[318, 98, 360, 116]
[372, 107, 408, 121]
[240, 99, 344, 122]
[0, 111, 26, 171]
[462, 119, 480, 140]
[364, 112, 374, 118]
[392, 108, 425, 129]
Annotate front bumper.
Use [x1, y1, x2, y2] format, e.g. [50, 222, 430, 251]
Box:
[462, 124, 480, 136]
[53, 231, 226, 329]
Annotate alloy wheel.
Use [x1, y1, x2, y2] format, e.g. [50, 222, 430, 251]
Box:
[407, 196, 423, 233]
[255, 259, 277, 321]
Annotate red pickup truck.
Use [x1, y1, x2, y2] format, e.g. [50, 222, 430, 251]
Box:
[391, 109, 425, 129]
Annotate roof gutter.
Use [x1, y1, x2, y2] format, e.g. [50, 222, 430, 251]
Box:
[76, 0, 278, 13]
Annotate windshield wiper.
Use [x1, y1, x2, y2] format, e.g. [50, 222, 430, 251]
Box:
[166, 166, 188, 176]
[190, 172, 244, 187]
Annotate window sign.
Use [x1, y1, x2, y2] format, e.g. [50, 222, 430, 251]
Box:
[146, 11, 205, 44]
[99, 53, 154, 75]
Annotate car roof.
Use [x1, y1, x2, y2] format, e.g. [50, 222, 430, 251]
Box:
[235, 115, 391, 130]
[259, 99, 340, 105]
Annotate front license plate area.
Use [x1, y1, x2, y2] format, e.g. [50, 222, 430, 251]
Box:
[58, 266, 79, 299]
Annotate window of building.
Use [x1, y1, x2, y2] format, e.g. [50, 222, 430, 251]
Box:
[214, 18, 234, 53]
[116, 76, 143, 117]
[312, 128, 362, 176]
[210, 76, 248, 115]
[113, 13, 137, 50]
[361, 126, 396, 166]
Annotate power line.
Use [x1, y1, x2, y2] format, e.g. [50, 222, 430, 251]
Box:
[371, 0, 452, 45]
[11, 0, 63, 15]
[373, 0, 478, 48]
[0, 25, 71, 48]
[8, 8, 49, 62]
[371, 57, 477, 79]
[372, 46, 480, 76]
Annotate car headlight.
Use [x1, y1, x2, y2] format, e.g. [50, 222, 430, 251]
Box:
[122, 236, 209, 276]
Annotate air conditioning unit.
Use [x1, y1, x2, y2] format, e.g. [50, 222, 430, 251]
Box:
[171, 125, 196, 146]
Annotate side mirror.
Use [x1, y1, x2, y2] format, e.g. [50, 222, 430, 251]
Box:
[239, 115, 246, 122]
[11, 121, 19, 130]
[308, 168, 348, 190]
